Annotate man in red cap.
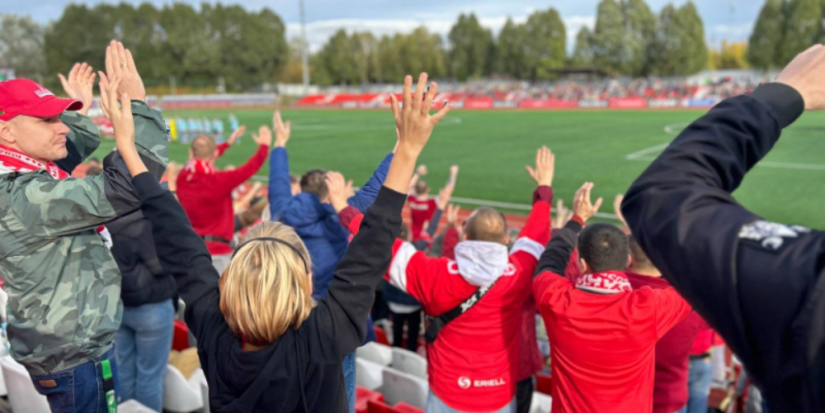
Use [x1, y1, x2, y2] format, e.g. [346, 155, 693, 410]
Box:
[0, 41, 168, 413]
[532, 182, 692, 413]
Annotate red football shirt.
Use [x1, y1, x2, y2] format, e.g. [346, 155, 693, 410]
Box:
[407, 195, 436, 241]
[627, 272, 703, 413]
[533, 272, 691, 413]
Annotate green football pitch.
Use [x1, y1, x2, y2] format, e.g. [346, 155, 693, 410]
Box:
[90, 108, 825, 227]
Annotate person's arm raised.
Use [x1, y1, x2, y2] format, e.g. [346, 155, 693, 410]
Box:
[535, 182, 601, 278]
[319, 73, 451, 357]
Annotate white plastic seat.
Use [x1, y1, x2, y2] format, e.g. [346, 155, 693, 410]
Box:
[355, 357, 384, 390]
[201, 379, 211, 413]
[529, 391, 552, 413]
[0, 355, 50, 413]
[356, 342, 392, 366]
[163, 364, 204, 412]
[381, 367, 428, 409]
[118, 399, 160, 412]
[390, 347, 427, 380]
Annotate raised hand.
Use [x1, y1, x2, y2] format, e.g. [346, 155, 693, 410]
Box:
[416, 165, 428, 176]
[390, 73, 451, 156]
[252, 124, 273, 147]
[227, 125, 246, 146]
[449, 165, 459, 177]
[525, 146, 555, 187]
[58, 63, 96, 116]
[102, 40, 146, 102]
[274, 111, 291, 148]
[776, 44, 825, 110]
[325, 171, 351, 212]
[436, 184, 454, 210]
[613, 194, 629, 231]
[572, 182, 603, 223]
[103, 75, 146, 177]
[446, 204, 460, 227]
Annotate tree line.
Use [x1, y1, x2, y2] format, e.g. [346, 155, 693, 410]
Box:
[0, 0, 763, 92]
[747, 0, 825, 70]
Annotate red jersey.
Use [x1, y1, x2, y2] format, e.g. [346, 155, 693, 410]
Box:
[627, 272, 703, 413]
[533, 272, 691, 413]
[176, 144, 269, 255]
[388, 187, 552, 411]
[407, 195, 436, 241]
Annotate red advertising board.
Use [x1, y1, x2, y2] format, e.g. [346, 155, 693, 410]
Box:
[462, 98, 494, 109]
[608, 98, 648, 109]
[518, 99, 579, 109]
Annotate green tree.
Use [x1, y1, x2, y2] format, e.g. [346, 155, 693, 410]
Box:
[496, 18, 527, 78]
[570, 27, 594, 67]
[44, 4, 115, 85]
[649, 2, 708, 76]
[396, 27, 446, 79]
[317, 29, 359, 85]
[523, 9, 566, 80]
[0, 14, 47, 82]
[377, 35, 402, 83]
[781, 0, 820, 65]
[591, 0, 625, 74]
[747, 0, 785, 69]
[623, 0, 657, 75]
[448, 14, 493, 80]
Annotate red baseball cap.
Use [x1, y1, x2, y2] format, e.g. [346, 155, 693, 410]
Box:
[0, 79, 82, 121]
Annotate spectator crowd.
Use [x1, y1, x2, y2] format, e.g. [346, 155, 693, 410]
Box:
[0, 39, 824, 413]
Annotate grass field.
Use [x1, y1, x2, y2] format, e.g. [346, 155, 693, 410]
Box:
[90, 108, 825, 227]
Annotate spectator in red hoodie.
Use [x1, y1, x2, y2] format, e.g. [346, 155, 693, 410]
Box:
[626, 236, 705, 413]
[532, 183, 692, 413]
[176, 124, 270, 274]
[377, 147, 553, 412]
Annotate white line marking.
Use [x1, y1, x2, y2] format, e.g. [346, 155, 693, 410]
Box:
[625, 143, 670, 160]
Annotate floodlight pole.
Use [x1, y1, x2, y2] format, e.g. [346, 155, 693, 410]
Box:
[299, 0, 310, 94]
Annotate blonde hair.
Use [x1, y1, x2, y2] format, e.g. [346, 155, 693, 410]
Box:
[219, 222, 314, 346]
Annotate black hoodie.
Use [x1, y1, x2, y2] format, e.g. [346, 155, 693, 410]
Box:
[133, 172, 404, 412]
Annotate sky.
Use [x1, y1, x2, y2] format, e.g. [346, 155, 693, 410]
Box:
[2, 0, 762, 52]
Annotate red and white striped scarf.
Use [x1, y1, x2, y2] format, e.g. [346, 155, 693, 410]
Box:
[0, 144, 110, 244]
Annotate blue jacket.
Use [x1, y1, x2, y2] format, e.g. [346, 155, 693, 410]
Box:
[268, 147, 393, 300]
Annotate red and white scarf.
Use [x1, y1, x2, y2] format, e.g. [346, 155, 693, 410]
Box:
[0, 144, 68, 180]
[575, 270, 633, 294]
[0, 144, 111, 246]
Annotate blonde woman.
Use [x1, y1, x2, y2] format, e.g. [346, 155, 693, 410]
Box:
[109, 73, 450, 412]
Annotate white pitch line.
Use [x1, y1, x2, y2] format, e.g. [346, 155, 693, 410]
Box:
[625, 143, 670, 160]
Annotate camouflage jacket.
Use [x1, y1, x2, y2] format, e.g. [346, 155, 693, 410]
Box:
[0, 102, 168, 375]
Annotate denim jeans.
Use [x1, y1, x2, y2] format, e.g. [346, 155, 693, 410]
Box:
[31, 347, 120, 413]
[679, 356, 713, 413]
[427, 390, 516, 413]
[115, 299, 175, 412]
[343, 352, 356, 413]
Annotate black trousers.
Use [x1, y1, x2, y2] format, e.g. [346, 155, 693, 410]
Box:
[390, 310, 421, 352]
[516, 377, 534, 413]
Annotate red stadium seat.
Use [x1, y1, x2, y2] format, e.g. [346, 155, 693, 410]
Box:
[368, 400, 401, 413]
[172, 319, 190, 351]
[374, 325, 391, 346]
[356, 386, 384, 413]
[536, 373, 552, 396]
[394, 402, 423, 413]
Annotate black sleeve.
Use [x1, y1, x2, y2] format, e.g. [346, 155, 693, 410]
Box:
[535, 219, 582, 278]
[132, 172, 220, 340]
[54, 140, 83, 174]
[621, 83, 825, 405]
[426, 208, 443, 237]
[316, 186, 406, 357]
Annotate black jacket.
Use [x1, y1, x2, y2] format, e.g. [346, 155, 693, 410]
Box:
[133, 172, 404, 413]
[107, 210, 177, 307]
[622, 83, 825, 412]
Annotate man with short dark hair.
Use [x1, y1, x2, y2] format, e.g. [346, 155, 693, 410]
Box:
[176, 121, 267, 274]
[532, 182, 691, 413]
